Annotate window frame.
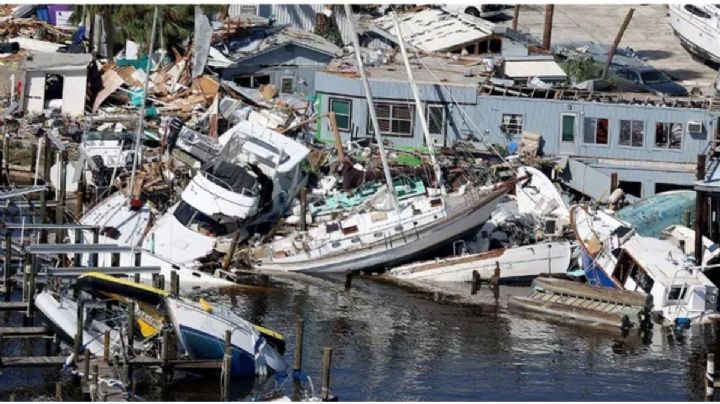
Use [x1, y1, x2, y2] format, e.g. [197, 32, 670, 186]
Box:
[500, 113, 524, 135]
[371, 102, 415, 137]
[280, 76, 295, 94]
[582, 116, 610, 146]
[426, 104, 446, 137]
[329, 97, 352, 132]
[618, 119, 645, 148]
[560, 113, 577, 143]
[653, 121, 684, 152]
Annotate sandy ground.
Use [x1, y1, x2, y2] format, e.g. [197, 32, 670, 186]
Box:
[496, 4, 719, 91]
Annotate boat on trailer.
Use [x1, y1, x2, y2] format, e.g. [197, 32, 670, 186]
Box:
[570, 204, 720, 326]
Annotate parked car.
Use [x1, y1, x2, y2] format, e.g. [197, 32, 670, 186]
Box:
[610, 66, 689, 96]
[443, 4, 506, 19]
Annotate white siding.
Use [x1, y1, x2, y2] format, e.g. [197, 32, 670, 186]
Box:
[24, 70, 45, 114]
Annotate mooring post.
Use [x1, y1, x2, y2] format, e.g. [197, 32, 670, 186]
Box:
[92, 363, 99, 396]
[83, 347, 91, 388]
[4, 231, 11, 301]
[127, 301, 135, 351]
[222, 329, 232, 401]
[344, 271, 352, 291]
[471, 270, 480, 295]
[321, 347, 333, 401]
[74, 300, 84, 363]
[293, 319, 304, 371]
[55, 149, 68, 240]
[170, 270, 179, 298]
[74, 228, 82, 266]
[708, 353, 716, 401]
[103, 331, 110, 364]
[55, 381, 62, 401]
[299, 187, 308, 232]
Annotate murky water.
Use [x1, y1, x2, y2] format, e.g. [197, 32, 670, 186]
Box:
[0, 274, 717, 401]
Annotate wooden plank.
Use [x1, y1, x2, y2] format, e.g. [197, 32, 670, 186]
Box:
[2, 356, 68, 367]
[533, 277, 648, 307]
[0, 301, 28, 311]
[0, 326, 49, 336]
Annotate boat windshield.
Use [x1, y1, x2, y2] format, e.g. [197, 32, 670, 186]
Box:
[173, 201, 237, 237]
[641, 71, 671, 84]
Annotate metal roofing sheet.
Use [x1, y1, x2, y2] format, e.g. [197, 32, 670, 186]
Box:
[373, 8, 495, 53]
[503, 59, 567, 79]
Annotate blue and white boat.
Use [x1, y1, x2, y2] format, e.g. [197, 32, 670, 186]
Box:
[166, 297, 288, 376]
[570, 204, 720, 326]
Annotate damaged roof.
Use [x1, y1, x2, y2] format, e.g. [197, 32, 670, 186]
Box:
[219, 25, 342, 63]
[373, 7, 499, 53]
[22, 51, 92, 71]
[503, 57, 567, 80]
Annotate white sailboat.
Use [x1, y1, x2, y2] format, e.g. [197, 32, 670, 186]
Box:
[248, 9, 518, 273]
[571, 204, 720, 326]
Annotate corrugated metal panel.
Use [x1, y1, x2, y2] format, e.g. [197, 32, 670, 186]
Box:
[503, 60, 567, 79]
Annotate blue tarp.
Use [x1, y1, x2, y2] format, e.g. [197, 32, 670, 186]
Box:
[615, 190, 695, 237]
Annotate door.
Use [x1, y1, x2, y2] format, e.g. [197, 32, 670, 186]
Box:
[24, 71, 46, 114]
[559, 113, 577, 155]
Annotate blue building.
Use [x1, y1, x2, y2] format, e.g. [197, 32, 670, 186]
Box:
[313, 56, 720, 199]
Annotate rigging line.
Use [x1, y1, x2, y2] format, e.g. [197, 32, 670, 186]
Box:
[397, 18, 515, 175]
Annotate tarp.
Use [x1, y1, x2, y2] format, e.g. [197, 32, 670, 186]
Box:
[192, 6, 212, 79]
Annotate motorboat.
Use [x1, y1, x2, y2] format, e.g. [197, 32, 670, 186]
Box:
[570, 204, 720, 326]
[669, 4, 720, 65]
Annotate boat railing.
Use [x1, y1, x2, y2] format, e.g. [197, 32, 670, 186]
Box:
[198, 171, 258, 198]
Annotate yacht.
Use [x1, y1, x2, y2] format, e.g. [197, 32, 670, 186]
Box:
[669, 4, 720, 65]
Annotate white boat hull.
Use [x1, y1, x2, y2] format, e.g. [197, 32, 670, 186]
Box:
[389, 240, 574, 283]
[669, 4, 720, 64]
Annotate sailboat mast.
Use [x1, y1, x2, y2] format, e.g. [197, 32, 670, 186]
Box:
[392, 12, 445, 195]
[344, 4, 399, 210]
[127, 5, 159, 205]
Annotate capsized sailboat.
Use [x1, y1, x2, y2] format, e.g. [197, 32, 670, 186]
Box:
[570, 204, 720, 326]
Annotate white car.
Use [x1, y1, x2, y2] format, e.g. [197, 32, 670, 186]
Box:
[443, 4, 506, 19]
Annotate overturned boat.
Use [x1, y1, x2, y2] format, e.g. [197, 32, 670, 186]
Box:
[570, 205, 720, 326]
[388, 240, 575, 284]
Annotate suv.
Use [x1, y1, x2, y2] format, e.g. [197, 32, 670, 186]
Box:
[611, 66, 689, 96]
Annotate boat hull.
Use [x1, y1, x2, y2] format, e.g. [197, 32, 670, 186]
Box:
[669, 4, 720, 65]
[255, 188, 510, 273]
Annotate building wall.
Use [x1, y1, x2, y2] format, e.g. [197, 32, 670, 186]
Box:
[314, 71, 720, 196]
[24, 69, 87, 116]
[220, 46, 334, 95]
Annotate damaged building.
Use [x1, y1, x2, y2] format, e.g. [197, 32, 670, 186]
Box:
[314, 57, 720, 199]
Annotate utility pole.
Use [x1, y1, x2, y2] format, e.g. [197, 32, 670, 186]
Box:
[542, 5, 554, 50]
[602, 7, 635, 79]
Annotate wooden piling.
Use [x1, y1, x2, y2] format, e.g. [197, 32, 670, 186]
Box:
[92, 363, 99, 394]
[471, 270, 480, 295]
[134, 253, 141, 283]
[602, 7, 635, 79]
[21, 253, 30, 302]
[4, 231, 11, 301]
[610, 172, 619, 193]
[708, 353, 715, 401]
[157, 274, 165, 290]
[73, 228, 82, 266]
[83, 348, 91, 387]
[320, 347, 333, 401]
[25, 255, 36, 320]
[161, 328, 169, 368]
[56, 150, 68, 239]
[75, 169, 85, 219]
[127, 301, 135, 350]
[299, 187, 308, 232]
[344, 271, 352, 291]
[542, 4, 554, 50]
[74, 300, 84, 362]
[55, 381, 62, 401]
[222, 224, 243, 272]
[170, 270, 179, 298]
[90, 228, 99, 267]
[293, 319, 304, 371]
[103, 331, 110, 363]
[222, 329, 232, 401]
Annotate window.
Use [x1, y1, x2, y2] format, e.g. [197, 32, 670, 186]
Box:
[426, 105, 445, 136]
[330, 98, 351, 132]
[583, 117, 609, 145]
[619, 181, 642, 198]
[374, 103, 414, 137]
[500, 113, 523, 135]
[280, 77, 295, 94]
[233, 74, 270, 88]
[655, 183, 693, 194]
[239, 5, 258, 15]
[685, 4, 711, 18]
[619, 120, 644, 147]
[655, 122, 682, 150]
[561, 114, 576, 142]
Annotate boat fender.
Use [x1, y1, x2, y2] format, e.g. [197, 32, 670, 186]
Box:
[199, 298, 213, 313]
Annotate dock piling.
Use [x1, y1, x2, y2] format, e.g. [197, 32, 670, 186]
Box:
[293, 319, 304, 371]
[55, 381, 62, 401]
[90, 228, 99, 267]
[471, 270, 480, 295]
[74, 300, 83, 361]
[320, 347, 333, 401]
[344, 272, 352, 291]
[708, 353, 715, 401]
[73, 229, 82, 265]
[103, 331, 110, 364]
[83, 348, 90, 388]
[55, 150, 68, 239]
[170, 270, 179, 298]
[127, 301, 136, 350]
[222, 329, 232, 401]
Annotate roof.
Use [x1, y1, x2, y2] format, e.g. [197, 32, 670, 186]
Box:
[503, 58, 567, 79]
[220, 25, 342, 63]
[373, 7, 498, 53]
[22, 50, 92, 71]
